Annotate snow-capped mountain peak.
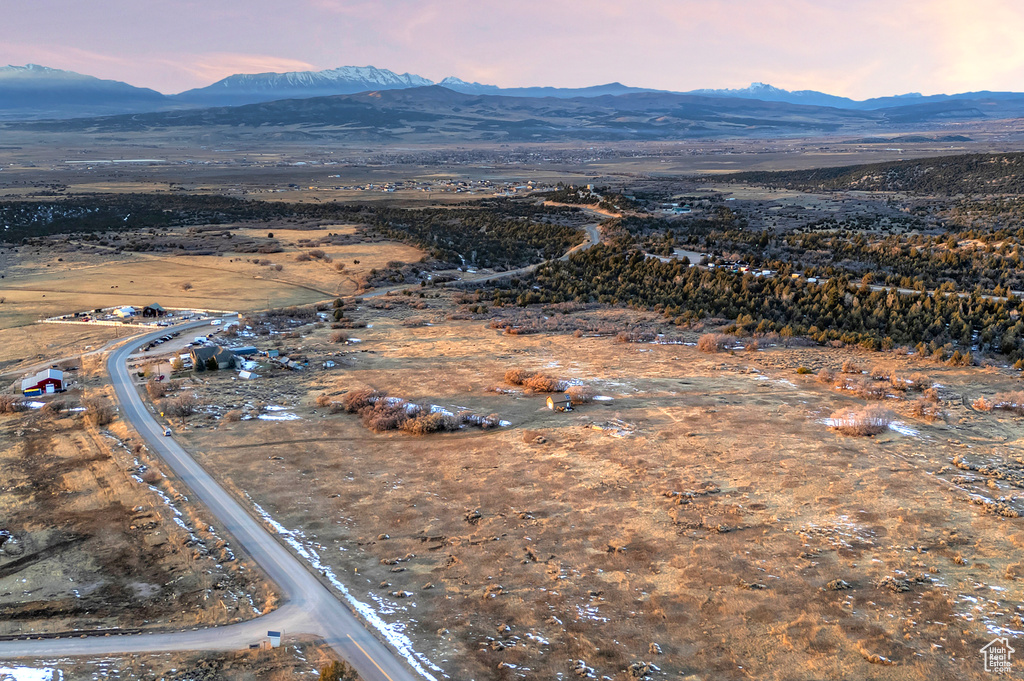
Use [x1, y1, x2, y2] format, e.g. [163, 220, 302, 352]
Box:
[204, 65, 434, 93]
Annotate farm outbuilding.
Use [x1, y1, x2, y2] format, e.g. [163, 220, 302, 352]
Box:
[21, 368, 64, 396]
[142, 303, 167, 317]
[547, 393, 572, 412]
[114, 306, 136, 318]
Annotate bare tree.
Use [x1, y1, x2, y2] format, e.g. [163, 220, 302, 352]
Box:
[163, 394, 201, 425]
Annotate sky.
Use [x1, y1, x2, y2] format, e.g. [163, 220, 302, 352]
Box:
[3, 0, 1024, 98]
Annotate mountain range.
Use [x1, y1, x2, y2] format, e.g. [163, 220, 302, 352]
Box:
[9, 84, 1007, 143]
[8, 62, 1024, 122]
[5, 63, 1024, 144]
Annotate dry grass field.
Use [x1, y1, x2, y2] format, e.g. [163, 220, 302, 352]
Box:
[0, 367, 274, 639]
[153, 300, 1024, 681]
[2, 638, 334, 681]
[0, 225, 425, 327]
[0, 323, 122, 377]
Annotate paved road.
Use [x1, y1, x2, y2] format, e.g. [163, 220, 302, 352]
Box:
[437, 221, 602, 288]
[0, 320, 424, 681]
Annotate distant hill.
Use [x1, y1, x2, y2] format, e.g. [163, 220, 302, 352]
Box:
[436, 77, 662, 98]
[690, 82, 1024, 116]
[0, 64, 169, 119]
[724, 152, 1024, 194]
[4, 85, 894, 142]
[687, 82, 861, 108]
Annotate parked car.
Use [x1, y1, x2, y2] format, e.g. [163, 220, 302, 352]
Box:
[164, 427, 171, 436]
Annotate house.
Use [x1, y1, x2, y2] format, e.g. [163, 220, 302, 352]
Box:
[21, 368, 64, 396]
[546, 393, 572, 412]
[142, 303, 167, 318]
[114, 306, 136, 318]
[981, 637, 1014, 674]
[190, 345, 236, 371]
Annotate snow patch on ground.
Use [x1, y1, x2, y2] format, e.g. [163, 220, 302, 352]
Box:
[22, 401, 45, 409]
[888, 421, 919, 437]
[258, 412, 301, 421]
[0, 666, 61, 681]
[593, 396, 614, 402]
[248, 498, 445, 680]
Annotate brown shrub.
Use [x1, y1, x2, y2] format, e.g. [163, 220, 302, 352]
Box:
[567, 385, 595, 405]
[360, 402, 411, 432]
[909, 399, 945, 422]
[993, 391, 1024, 415]
[146, 378, 167, 400]
[922, 387, 940, 403]
[869, 366, 890, 381]
[850, 378, 887, 401]
[401, 317, 427, 328]
[828, 406, 894, 436]
[315, 394, 334, 407]
[41, 401, 67, 416]
[224, 409, 243, 422]
[504, 368, 534, 386]
[0, 395, 27, 414]
[524, 373, 564, 393]
[840, 360, 861, 374]
[697, 333, 731, 353]
[817, 368, 836, 384]
[745, 340, 760, 352]
[330, 331, 348, 343]
[295, 252, 312, 262]
[82, 398, 115, 426]
[401, 412, 452, 435]
[973, 396, 993, 412]
[342, 389, 384, 413]
[141, 469, 162, 484]
[906, 373, 930, 391]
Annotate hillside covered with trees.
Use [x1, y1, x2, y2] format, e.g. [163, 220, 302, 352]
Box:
[724, 152, 1024, 195]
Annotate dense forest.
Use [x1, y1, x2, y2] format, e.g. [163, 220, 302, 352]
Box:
[480, 245, 1024, 361]
[724, 152, 1024, 195]
[1, 194, 585, 269]
[606, 208, 1024, 294]
[0, 194, 287, 242]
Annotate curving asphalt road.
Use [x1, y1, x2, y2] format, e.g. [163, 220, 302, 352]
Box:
[0, 319, 423, 681]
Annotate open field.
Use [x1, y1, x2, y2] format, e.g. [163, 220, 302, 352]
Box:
[0, 324, 122, 377]
[146, 299, 1024, 680]
[3, 132, 1024, 203]
[0, 225, 424, 321]
[8, 146, 1024, 678]
[0, 370, 274, 640]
